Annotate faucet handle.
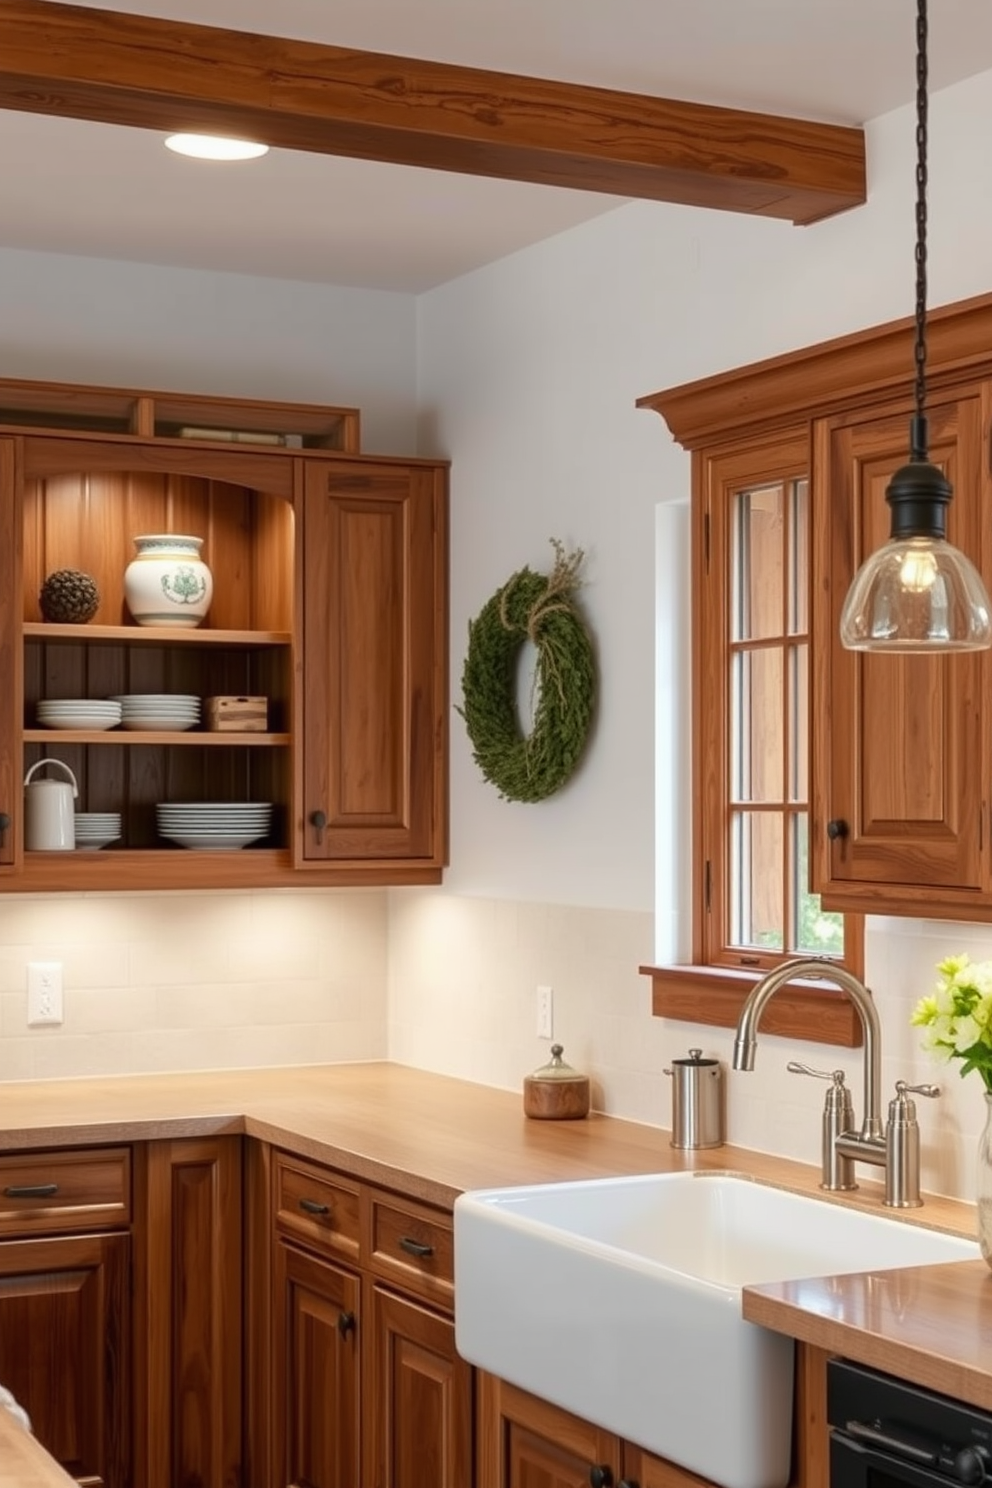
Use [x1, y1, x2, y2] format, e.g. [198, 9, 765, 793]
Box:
[787, 1061, 848, 1085]
[894, 1079, 940, 1099]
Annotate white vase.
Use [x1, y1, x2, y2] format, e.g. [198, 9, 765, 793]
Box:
[978, 1090, 992, 1270]
[124, 534, 213, 628]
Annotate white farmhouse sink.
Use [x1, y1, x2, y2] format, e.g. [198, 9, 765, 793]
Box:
[454, 1171, 978, 1488]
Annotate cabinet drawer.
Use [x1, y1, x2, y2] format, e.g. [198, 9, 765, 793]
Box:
[0, 1147, 131, 1236]
[366, 1189, 454, 1309]
[273, 1151, 361, 1263]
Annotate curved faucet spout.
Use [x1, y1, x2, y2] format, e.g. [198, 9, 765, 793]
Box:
[732, 956, 882, 1143]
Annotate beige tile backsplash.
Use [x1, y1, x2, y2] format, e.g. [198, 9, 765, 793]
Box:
[0, 884, 987, 1203]
[0, 888, 388, 1082]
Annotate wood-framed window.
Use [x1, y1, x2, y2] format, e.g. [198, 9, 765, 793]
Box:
[640, 290, 992, 1044]
[643, 425, 863, 1046]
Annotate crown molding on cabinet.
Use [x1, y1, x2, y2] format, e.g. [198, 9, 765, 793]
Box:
[0, 0, 865, 226]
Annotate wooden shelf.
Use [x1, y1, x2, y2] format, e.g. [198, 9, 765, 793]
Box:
[24, 730, 289, 746]
[23, 623, 292, 646]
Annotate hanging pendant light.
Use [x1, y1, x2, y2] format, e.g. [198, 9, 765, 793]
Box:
[839, 0, 992, 653]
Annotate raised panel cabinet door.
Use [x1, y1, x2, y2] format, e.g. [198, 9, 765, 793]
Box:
[272, 1240, 361, 1488]
[0, 437, 21, 870]
[132, 1138, 243, 1488]
[365, 1283, 472, 1488]
[0, 1230, 130, 1488]
[476, 1372, 620, 1488]
[811, 390, 992, 913]
[298, 459, 448, 867]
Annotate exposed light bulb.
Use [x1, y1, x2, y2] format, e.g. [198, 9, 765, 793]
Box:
[898, 545, 939, 593]
[164, 134, 269, 161]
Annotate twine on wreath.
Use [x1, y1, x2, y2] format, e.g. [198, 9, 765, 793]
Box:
[458, 540, 597, 803]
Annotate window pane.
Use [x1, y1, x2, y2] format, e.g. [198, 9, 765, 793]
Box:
[731, 811, 784, 950]
[788, 642, 808, 803]
[789, 478, 809, 635]
[731, 485, 784, 641]
[792, 813, 844, 955]
[731, 648, 784, 802]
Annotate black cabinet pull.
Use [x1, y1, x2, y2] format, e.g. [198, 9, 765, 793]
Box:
[0, 813, 9, 846]
[827, 819, 849, 840]
[337, 1310, 356, 1340]
[399, 1236, 434, 1259]
[589, 1469, 614, 1488]
[299, 1197, 330, 1217]
[4, 1183, 59, 1199]
[309, 810, 327, 844]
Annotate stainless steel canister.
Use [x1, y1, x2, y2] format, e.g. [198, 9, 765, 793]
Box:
[663, 1048, 725, 1149]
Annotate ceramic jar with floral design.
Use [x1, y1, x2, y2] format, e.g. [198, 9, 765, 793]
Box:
[124, 534, 213, 628]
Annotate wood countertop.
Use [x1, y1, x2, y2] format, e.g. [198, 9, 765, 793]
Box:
[0, 1412, 75, 1488]
[2, 1059, 991, 1473]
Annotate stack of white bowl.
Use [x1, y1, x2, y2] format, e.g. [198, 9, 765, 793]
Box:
[156, 801, 272, 851]
[37, 698, 122, 730]
[74, 812, 122, 850]
[111, 694, 201, 731]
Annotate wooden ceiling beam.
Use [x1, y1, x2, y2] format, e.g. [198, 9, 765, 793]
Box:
[0, 0, 866, 225]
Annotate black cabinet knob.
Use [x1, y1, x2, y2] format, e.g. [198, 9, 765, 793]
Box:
[337, 1310, 356, 1340]
[826, 819, 849, 841]
[309, 810, 327, 844]
[589, 1469, 613, 1488]
[0, 812, 9, 845]
[618, 1480, 640, 1488]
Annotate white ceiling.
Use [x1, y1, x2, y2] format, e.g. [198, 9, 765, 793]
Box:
[5, 0, 992, 293]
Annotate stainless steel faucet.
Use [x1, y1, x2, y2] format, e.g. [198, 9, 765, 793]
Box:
[732, 956, 939, 1208]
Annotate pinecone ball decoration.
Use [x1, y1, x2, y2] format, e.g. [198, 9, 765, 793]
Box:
[39, 569, 100, 624]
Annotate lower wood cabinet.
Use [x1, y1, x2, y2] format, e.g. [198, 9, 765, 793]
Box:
[0, 1230, 130, 1488]
[272, 1238, 361, 1488]
[0, 1145, 132, 1488]
[366, 1282, 473, 1488]
[266, 1146, 471, 1488]
[132, 1136, 244, 1488]
[476, 1373, 732, 1488]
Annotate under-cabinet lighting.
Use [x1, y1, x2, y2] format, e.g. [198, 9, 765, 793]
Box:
[164, 134, 269, 161]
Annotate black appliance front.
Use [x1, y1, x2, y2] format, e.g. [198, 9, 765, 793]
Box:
[829, 1359, 992, 1488]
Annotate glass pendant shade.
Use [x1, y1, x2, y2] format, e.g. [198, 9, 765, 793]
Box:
[839, 454, 992, 652]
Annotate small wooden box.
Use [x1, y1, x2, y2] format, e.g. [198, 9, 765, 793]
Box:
[204, 695, 268, 732]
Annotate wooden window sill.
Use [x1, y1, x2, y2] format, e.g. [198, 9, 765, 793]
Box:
[641, 963, 863, 1047]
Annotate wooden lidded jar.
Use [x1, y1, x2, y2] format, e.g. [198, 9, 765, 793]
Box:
[523, 1044, 591, 1121]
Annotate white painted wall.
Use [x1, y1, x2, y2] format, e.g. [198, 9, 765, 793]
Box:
[402, 67, 992, 1200]
[0, 245, 419, 453]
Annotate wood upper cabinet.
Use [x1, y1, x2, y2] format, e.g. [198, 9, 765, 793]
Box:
[0, 378, 449, 891]
[0, 439, 18, 870]
[298, 459, 448, 870]
[641, 291, 992, 924]
[810, 387, 992, 913]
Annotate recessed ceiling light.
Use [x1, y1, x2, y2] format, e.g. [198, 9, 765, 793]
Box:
[164, 134, 269, 161]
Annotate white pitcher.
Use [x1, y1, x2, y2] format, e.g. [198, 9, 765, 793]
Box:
[23, 760, 79, 851]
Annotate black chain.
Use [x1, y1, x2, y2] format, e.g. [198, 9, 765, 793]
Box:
[913, 0, 929, 459]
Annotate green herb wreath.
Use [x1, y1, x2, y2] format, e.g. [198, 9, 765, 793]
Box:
[458, 541, 596, 803]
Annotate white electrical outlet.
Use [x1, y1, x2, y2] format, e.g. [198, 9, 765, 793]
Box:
[27, 962, 64, 1026]
[536, 984, 554, 1040]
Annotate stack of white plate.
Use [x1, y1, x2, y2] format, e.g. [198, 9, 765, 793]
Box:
[111, 694, 201, 731]
[74, 812, 123, 850]
[37, 699, 122, 730]
[156, 801, 272, 851]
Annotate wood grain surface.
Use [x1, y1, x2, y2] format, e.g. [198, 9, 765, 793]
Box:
[1, 1060, 989, 1420]
[0, 1, 866, 224]
[0, 1410, 77, 1488]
